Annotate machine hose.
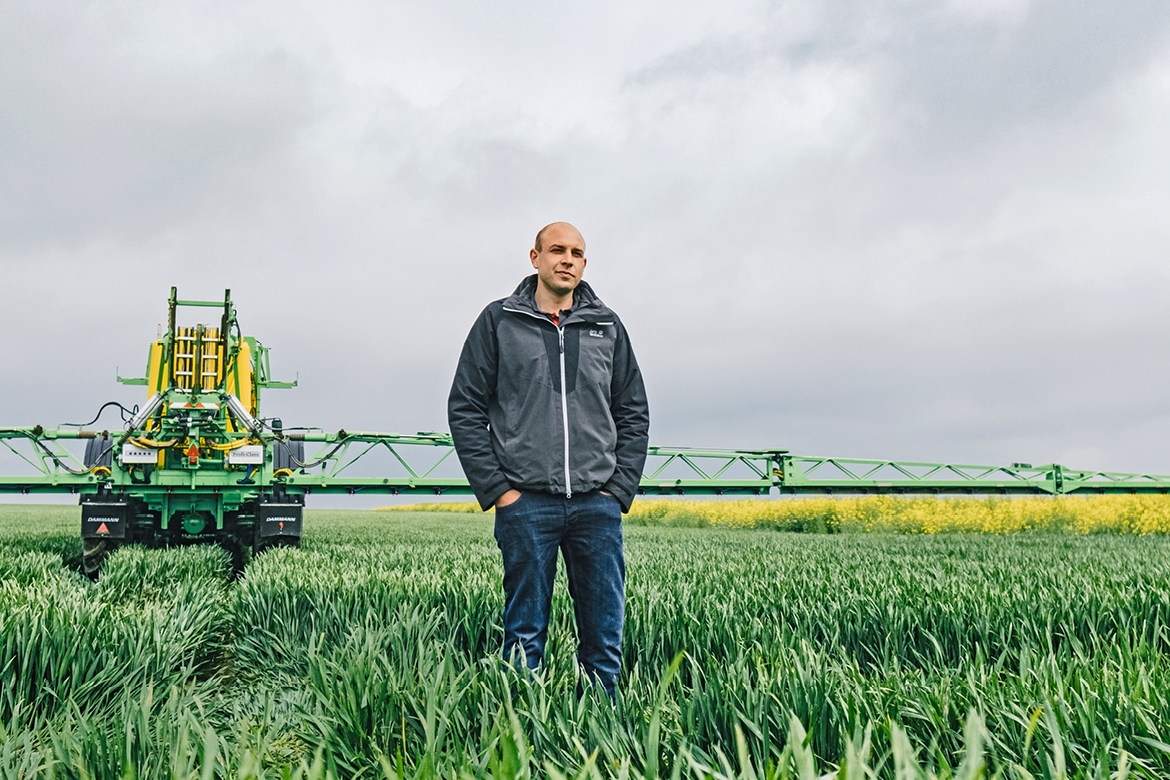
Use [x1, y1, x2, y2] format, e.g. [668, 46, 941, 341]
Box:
[130, 436, 179, 449]
[63, 401, 139, 428]
[26, 434, 96, 476]
[209, 438, 256, 452]
[274, 436, 345, 470]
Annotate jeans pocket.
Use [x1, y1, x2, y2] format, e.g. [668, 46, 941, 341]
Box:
[496, 492, 525, 515]
[598, 491, 622, 517]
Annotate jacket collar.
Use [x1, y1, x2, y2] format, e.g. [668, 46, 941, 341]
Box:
[502, 274, 614, 325]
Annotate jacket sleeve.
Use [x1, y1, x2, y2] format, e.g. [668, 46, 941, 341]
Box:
[448, 303, 513, 511]
[602, 318, 650, 512]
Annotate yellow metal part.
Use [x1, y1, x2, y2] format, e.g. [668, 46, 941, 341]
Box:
[225, 340, 255, 417]
[173, 325, 226, 391]
[201, 327, 223, 391]
[174, 326, 195, 390]
[273, 468, 292, 478]
[143, 340, 167, 433]
[146, 341, 166, 395]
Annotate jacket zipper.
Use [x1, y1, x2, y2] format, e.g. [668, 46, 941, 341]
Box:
[503, 304, 575, 498]
[558, 325, 572, 499]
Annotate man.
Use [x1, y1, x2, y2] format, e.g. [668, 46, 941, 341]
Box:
[448, 222, 649, 698]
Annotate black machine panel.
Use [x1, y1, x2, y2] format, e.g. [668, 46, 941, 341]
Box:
[82, 502, 128, 539]
[257, 502, 303, 539]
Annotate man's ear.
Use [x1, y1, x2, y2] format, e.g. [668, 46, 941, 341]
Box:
[530, 248, 539, 267]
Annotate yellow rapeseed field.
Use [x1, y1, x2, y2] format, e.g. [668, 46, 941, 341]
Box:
[378, 495, 1170, 533]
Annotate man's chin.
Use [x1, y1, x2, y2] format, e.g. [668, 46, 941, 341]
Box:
[543, 280, 579, 296]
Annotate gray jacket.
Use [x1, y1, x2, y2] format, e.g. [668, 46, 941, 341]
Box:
[448, 275, 650, 512]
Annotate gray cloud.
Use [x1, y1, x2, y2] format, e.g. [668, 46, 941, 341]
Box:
[3, 0, 1170, 506]
[0, 4, 321, 250]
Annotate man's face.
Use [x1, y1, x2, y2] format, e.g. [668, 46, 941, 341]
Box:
[530, 224, 587, 298]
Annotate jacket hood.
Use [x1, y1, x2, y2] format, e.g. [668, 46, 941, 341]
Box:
[503, 274, 613, 323]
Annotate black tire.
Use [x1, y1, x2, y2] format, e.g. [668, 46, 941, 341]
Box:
[221, 536, 248, 579]
[82, 537, 118, 579]
[273, 437, 304, 473]
[83, 437, 114, 469]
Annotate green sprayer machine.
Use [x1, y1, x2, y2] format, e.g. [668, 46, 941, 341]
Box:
[4, 288, 1170, 575]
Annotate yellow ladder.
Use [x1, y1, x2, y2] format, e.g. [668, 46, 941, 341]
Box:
[172, 326, 224, 391]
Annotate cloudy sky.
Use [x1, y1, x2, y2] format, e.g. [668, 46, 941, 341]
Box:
[3, 0, 1170, 505]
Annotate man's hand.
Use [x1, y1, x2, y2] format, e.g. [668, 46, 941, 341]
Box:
[495, 489, 522, 508]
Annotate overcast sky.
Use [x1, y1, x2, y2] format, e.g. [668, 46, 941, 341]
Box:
[3, 0, 1170, 505]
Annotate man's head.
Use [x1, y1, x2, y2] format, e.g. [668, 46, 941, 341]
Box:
[531, 222, 587, 301]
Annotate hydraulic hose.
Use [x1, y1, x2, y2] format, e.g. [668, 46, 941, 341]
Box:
[26, 434, 97, 476]
[273, 437, 344, 470]
[209, 438, 256, 451]
[63, 401, 139, 428]
[129, 437, 179, 449]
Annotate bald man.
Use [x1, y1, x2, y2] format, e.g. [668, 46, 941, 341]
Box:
[448, 222, 650, 699]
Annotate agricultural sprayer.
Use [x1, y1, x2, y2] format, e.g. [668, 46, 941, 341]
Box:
[4, 288, 1170, 575]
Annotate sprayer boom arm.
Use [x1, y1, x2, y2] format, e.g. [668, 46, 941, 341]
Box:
[4, 428, 1166, 498]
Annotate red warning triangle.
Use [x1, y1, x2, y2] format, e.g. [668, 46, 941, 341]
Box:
[97, 522, 109, 534]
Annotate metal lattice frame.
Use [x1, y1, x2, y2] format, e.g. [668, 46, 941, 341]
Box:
[5, 428, 1170, 498]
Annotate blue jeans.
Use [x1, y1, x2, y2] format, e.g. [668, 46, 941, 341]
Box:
[493, 489, 625, 698]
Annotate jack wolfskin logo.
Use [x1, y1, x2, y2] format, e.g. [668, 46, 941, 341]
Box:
[588, 329, 605, 337]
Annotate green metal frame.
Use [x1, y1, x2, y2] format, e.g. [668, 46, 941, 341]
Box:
[773, 455, 1170, 495]
[3, 287, 1167, 507]
[4, 428, 1169, 499]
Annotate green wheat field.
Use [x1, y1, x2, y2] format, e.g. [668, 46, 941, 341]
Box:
[4, 500, 1170, 779]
